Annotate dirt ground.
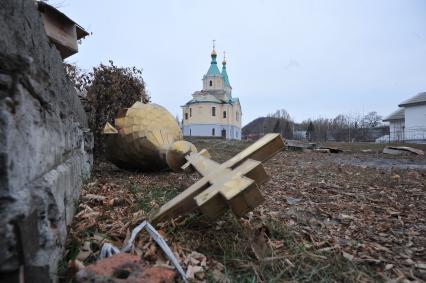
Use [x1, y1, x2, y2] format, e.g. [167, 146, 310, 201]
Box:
[63, 139, 426, 282]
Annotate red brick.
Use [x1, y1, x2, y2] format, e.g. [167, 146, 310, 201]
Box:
[76, 253, 175, 283]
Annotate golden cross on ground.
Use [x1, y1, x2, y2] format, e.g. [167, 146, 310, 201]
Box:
[150, 134, 284, 224]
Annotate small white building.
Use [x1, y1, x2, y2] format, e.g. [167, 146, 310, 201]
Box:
[382, 108, 405, 142]
[381, 92, 426, 143]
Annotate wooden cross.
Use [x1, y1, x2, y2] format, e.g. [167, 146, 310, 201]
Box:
[150, 134, 284, 224]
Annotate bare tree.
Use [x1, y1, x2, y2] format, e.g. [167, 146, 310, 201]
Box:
[361, 111, 382, 128]
[65, 61, 150, 156]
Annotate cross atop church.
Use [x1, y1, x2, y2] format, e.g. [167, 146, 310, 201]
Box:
[150, 134, 284, 223]
[212, 39, 216, 50]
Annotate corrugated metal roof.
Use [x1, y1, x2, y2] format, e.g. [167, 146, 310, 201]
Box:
[399, 92, 426, 107]
[383, 108, 405, 121]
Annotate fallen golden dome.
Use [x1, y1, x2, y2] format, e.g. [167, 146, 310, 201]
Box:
[103, 102, 195, 171]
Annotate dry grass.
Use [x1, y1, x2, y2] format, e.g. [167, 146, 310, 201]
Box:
[62, 139, 426, 282]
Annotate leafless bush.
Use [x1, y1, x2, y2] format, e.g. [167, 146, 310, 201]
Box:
[65, 61, 150, 155]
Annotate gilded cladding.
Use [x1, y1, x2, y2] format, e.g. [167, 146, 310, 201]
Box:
[103, 102, 184, 171]
[166, 140, 197, 172]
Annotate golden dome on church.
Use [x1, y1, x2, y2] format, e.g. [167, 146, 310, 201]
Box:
[211, 49, 217, 57]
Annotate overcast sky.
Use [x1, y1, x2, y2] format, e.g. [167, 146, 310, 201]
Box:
[60, 0, 426, 125]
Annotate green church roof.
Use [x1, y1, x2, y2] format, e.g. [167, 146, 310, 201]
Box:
[229, 97, 239, 104]
[206, 54, 221, 76]
[221, 64, 231, 87]
[183, 91, 240, 106]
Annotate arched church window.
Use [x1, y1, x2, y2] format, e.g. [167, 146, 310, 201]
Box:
[209, 80, 212, 86]
[212, 128, 215, 136]
[223, 111, 227, 118]
[185, 113, 188, 120]
[212, 107, 216, 116]
[190, 108, 192, 117]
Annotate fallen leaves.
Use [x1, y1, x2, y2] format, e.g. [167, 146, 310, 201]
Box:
[64, 141, 426, 282]
[240, 219, 271, 260]
[262, 149, 426, 282]
[82, 193, 106, 203]
[76, 241, 93, 262]
[342, 251, 354, 261]
[184, 251, 207, 280]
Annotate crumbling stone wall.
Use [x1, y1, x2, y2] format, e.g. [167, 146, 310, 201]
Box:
[0, 0, 93, 281]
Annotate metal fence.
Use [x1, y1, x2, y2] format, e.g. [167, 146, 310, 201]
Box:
[376, 127, 426, 144]
[292, 127, 390, 143]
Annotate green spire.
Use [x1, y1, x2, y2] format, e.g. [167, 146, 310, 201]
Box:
[206, 43, 221, 76]
[221, 52, 231, 87]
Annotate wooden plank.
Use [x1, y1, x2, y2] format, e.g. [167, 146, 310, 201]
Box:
[149, 178, 210, 223]
[226, 183, 264, 217]
[235, 159, 270, 186]
[224, 133, 284, 169]
[195, 175, 251, 206]
[196, 185, 228, 220]
[40, 12, 78, 53]
[183, 151, 221, 177]
[193, 159, 267, 218]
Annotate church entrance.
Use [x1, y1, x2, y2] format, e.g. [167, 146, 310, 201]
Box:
[221, 129, 226, 139]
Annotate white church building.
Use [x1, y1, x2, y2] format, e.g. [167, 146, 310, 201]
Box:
[381, 92, 426, 143]
[181, 45, 242, 140]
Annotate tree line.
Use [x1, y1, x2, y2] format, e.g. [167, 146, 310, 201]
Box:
[243, 109, 387, 142]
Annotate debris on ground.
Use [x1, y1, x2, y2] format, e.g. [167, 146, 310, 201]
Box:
[316, 146, 344, 153]
[286, 140, 343, 153]
[383, 146, 425, 155]
[285, 139, 316, 151]
[286, 196, 302, 205]
[98, 220, 187, 282]
[313, 148, 330, 153]
[63, 139, 426, 282]
[76, 253, 176, 283]
[184, 251, 207, 280]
